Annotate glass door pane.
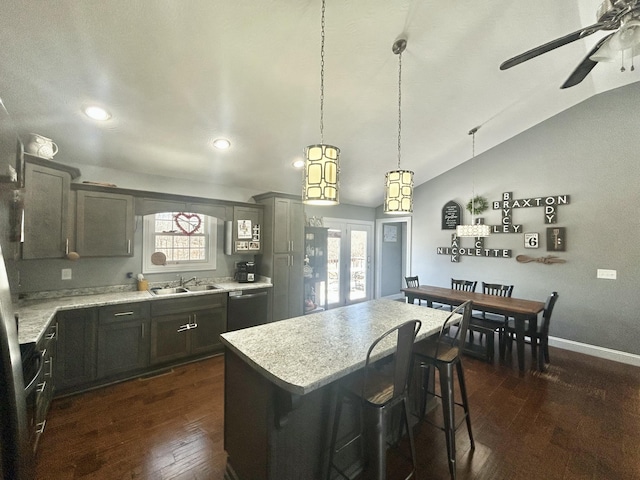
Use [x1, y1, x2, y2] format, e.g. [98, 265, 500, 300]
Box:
[327, 228, 341, 306]
[325, 221, 372, 308]
[349, 229, 367, 302]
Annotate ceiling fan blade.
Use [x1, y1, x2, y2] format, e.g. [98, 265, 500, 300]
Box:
[561, 33, 615, 89]
[500, 22, 607, 70]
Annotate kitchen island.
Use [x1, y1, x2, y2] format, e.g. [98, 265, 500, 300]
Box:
[220, 299, 456, 480]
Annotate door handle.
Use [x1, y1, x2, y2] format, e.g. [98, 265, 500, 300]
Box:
[36, 420, 47, 435]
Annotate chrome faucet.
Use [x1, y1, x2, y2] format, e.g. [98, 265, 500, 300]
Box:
[178, 275, 198, 287]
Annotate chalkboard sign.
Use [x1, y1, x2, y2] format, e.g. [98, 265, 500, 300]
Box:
[442, 201, 462, 230]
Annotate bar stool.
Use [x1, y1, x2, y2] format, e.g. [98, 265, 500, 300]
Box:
[326, 319, 422, 480]
[413, 301, 474, 480]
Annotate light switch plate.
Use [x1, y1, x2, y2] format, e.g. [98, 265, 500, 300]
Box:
[597, 269, 616, 280]
[61, 268, 72, 280]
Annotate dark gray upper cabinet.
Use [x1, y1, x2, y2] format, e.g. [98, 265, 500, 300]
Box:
[230, 205, 263, 254]
[273, 198, 303, 254]
[22, 159, 74, 259]
[76, 190, 135, 257]
[254, 193, 304, 321]
[134, 195, 233, 220]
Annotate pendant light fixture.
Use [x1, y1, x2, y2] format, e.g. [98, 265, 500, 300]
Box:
[456, 126, 491, 237]
[303, 0, 340, 205]
[384, 38, 414, 214]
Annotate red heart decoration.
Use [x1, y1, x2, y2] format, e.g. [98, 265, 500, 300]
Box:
[174, 213, 202, 236]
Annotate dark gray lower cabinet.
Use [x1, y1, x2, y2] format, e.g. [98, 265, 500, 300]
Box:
[149, 311, 191, 365]
[96, 302, 150, 379]
[54, 308, 98, 392]
[53, 295, 227, 395]
[150, 294, 227, 365]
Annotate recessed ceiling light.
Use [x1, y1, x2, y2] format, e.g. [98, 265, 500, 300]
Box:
[83, 105, 111, 121]
[292, 159, 305, 169]
[211, 138, 231, 150]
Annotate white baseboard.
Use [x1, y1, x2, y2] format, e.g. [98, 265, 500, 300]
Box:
[549, 336, 640, 367]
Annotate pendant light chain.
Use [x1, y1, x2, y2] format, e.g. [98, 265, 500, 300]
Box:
[384, 38, 413, 215]
[469, 126, 478, 215]
[397, 50, 402, 169]
[303, 0, 340, 206]
[319, 0, 326, 144]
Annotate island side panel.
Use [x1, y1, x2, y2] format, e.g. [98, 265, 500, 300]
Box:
[224, 348, 270, 480]
[224, 348, 356, 480]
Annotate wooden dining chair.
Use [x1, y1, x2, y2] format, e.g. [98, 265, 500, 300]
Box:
[448, 279, 476, 311]
[467, 282, 514, 362]
[404, 276, 422, 305]
[451, 278, 477, 292]
[405, 276, 445, 308]
[504, 292, 559, 370]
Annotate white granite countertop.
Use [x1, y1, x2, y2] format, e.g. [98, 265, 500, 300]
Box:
[220, 299, 457, 396]
[16, 280, 272, 345]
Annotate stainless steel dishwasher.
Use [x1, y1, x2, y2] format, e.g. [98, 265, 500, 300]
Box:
[226, 288, 269, 331]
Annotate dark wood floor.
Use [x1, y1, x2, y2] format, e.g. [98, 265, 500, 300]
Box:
[35, 346, 640, 480]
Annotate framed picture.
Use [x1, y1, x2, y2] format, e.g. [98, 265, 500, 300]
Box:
[237, 220, 252, 239]
[236, 241, 248, 251]
[248, 241, 260, 250]
[546, 227, 566, 252]
[383, 224, 398, 242]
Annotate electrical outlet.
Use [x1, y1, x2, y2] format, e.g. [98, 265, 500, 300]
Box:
[61, 268, 72, 280]
[596, 269, 616, 280]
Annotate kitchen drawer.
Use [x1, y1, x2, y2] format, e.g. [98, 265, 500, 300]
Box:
[99, 302, 150, 323]
[151, 293, 226, 316]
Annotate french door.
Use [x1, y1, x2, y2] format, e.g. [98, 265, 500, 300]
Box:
[325, 220, 373, 308]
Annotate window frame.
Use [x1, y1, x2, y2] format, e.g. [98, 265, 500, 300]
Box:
[142, 212, 217, 274]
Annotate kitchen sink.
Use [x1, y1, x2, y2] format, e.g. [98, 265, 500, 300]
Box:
[186, 285, 220, 292]
[150, 287, 190, 295]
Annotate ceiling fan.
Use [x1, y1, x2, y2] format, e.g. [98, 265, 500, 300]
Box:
[500, 0, 640, 88]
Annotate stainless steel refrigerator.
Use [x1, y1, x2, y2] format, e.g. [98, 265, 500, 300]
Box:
[1, 98, 33, 479]
[0, 244, 33, 480]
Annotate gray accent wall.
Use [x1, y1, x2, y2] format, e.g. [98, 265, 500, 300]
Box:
[409, 82, 640, 356]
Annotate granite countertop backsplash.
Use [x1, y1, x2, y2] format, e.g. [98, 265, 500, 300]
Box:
[16, 277, 272, 345]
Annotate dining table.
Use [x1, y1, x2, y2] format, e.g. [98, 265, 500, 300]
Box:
[402, 285, 546, 371]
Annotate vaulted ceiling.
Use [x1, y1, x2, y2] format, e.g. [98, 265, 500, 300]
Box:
[1, 0, 638, 206]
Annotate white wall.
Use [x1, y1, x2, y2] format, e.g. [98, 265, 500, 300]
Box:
[409, 82, 640, 356]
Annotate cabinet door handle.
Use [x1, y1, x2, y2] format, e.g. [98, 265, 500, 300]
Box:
[127, 239, 131, 254]
[36, 420, 46, 435]
[65, 238, 69, 255]
[177, 324, 190, 333]
[114, 311, 134, 317]
[46, 357, 53, 378]
[290, 255, 294, 267]
[141, 323, 145, 337]
[190, 313, 198, 329]
[37, 380, 46, 394]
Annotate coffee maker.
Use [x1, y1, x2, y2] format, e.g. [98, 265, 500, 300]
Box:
[235, 261, 256, 283]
